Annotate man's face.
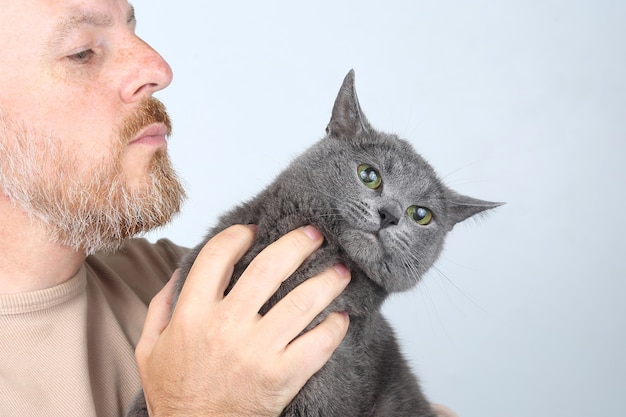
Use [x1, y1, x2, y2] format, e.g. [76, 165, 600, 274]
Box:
[0, 0, 185, 253]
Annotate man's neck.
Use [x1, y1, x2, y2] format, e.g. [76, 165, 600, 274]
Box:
[0, 198, 85, 295]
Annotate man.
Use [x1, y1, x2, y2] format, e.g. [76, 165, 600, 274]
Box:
[0, 0, 456, 416]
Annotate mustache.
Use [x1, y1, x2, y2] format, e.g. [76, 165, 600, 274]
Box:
[119, 97, 172, 143]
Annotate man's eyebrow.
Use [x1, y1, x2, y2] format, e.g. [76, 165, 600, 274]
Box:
[46, 6, 136, 52]
[60, 11, 114, 33]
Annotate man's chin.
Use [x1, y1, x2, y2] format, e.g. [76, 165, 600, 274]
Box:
[50, 161, 185, 254]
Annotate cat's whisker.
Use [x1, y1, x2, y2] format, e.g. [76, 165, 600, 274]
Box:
[283, 182, 345, 204]
[429, 264, 490, 315]
[439, 158, 491, 182]
[393, 251, 454, 336]
[282, 182, 378, 224]
[398, 251, 424, 287]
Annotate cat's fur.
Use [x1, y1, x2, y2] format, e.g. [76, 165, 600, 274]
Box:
[127, 70, 500, 417]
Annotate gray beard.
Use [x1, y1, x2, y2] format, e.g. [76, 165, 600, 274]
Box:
[0, 102, 186, 254]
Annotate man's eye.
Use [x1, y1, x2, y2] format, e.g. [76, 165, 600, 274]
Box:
[68, 49, 95, 63]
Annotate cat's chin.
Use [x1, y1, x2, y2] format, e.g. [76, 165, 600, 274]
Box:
[339, 228, 383, 259]
[337, 228, 422, 293]
[339, 229, 391, 288]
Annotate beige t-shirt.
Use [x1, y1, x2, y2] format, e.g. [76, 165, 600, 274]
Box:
[0, 238, 188, 417]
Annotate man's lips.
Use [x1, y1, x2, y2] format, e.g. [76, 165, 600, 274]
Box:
[129, 123, 169, 146]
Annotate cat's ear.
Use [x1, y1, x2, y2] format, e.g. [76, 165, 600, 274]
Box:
[326, 69, 372, 138]
[445, 189, 503, 227]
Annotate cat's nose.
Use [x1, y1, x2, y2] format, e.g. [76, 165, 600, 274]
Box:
[378, 208, 400, 228]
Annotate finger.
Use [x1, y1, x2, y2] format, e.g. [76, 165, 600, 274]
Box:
[225, 225, 324, 316]
[281, 311, 350, 390]
[431, 404, 459, 417]
[135, 271, 178, 365]
[175, 224, 256, 315]
[258, 264, 350, 349]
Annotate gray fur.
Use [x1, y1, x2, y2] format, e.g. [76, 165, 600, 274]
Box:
[127, 70, 501, 417]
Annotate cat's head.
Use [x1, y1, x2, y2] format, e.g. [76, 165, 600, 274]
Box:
[292, 70, 501, 293]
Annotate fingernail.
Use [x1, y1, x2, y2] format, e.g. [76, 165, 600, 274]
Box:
[333, 263, 350, 279]
[301, 225, 322, 241]
[338, 311, 350, 325]
[246, 224, 258, 233]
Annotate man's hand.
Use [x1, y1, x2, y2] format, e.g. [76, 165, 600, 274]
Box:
[135, 225, 351, 416]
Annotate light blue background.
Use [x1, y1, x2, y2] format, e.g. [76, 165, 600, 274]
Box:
[137, 1, 626, 415]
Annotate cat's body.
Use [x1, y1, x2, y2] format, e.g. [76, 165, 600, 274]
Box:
[127, 70, 500, 417]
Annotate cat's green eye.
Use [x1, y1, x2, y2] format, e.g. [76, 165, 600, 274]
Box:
[358, 164, 382, 189]
[407, 206, 433, 225]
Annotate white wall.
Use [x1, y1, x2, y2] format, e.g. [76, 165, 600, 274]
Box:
[136, 1, 626, 415]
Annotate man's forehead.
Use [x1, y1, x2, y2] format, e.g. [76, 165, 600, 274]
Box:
[0, 0, 133, 20]
[45, 2, 135, 49]
[53, 2, 135, 31]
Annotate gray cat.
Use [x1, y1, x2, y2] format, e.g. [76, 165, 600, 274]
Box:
[128, 70, 500, 417]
